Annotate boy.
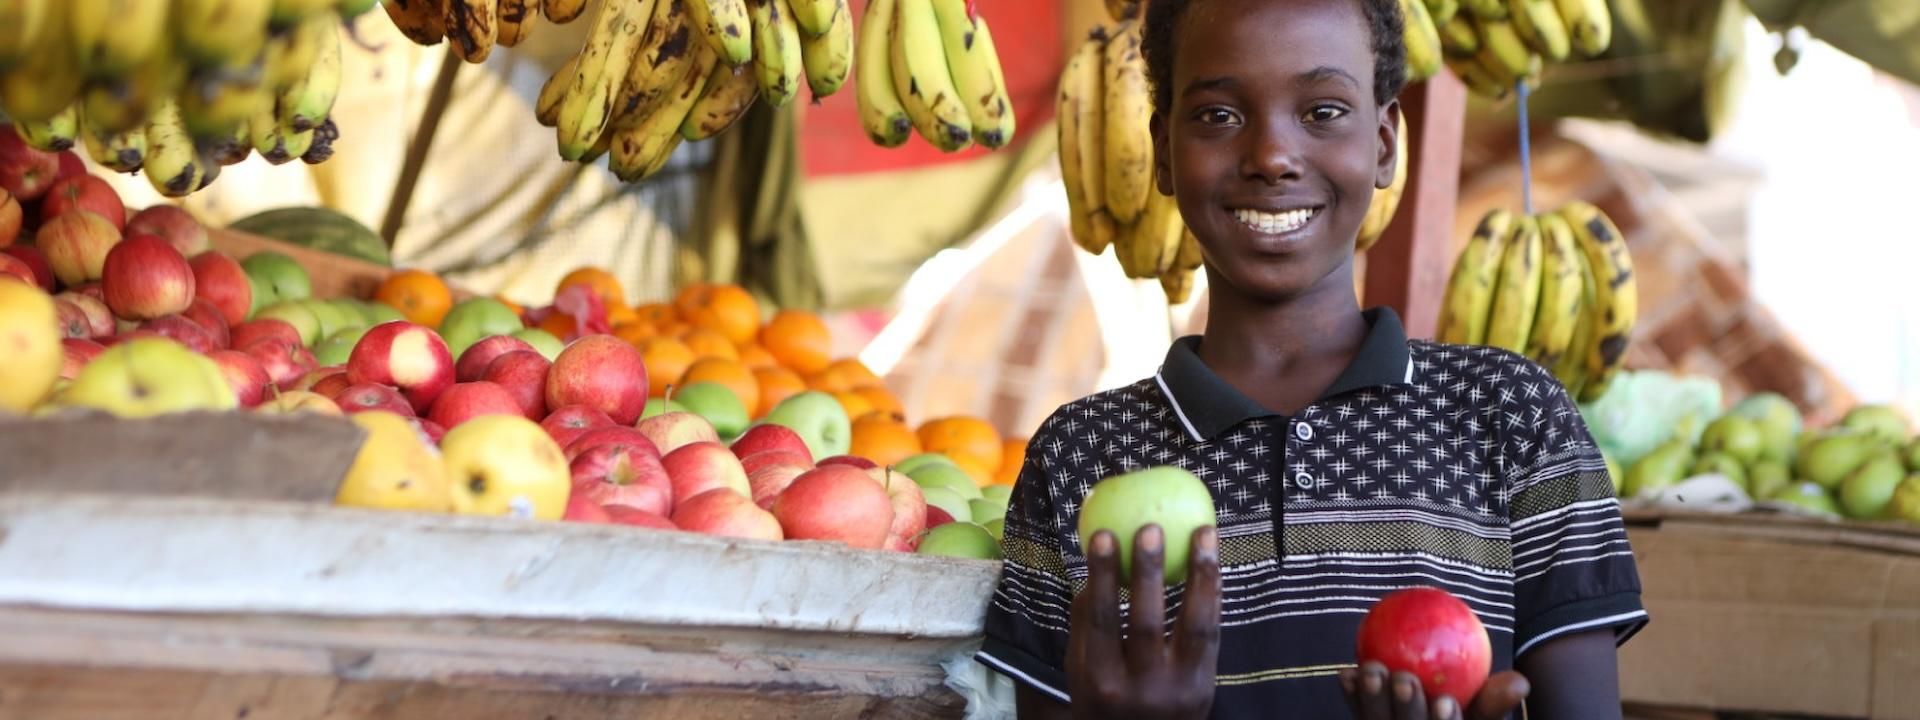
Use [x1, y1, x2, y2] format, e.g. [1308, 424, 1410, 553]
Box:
[975, 1, 1647, 718]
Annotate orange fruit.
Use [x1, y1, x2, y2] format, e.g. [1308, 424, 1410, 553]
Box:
[850, 414, 922, 468]
[373, 269, 453, 327]
[682, 326, 740, 361]
[826, 358, 883, 389]
[953, 454, 996, 488]
[855, 386, 904, 419]
[682, 357, 759, 415]
[537, 312, 577, 341]
[833, 390, 874, 421]
[918, 416, 1002, 474]
[657, 320, 692, 339]
[614, 321, 658, 348]
[606, 303, 639, 328]
[995, 438, 1027, 485]
[736, 341, 779, 370]
[634, 303, 677, 325]
[638, 337, 695, 397]
[805, 368, 851, 393]
[558, 267, 627, 309]
[751, 366, 806, 418]
[676, 283, 761, 345]
[759, 309, 832, 375]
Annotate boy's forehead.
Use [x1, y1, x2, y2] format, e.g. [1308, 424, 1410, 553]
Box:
[1173, 0, 1374, 76]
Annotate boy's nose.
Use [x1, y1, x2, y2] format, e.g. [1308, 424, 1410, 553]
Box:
[1241, 124, 1304, 185]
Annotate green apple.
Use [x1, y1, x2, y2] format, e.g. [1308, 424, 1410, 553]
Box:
[511, 328, 565, 361]
[1799, 432, 1878, 490]
[896, 452, 956, 475]
[1699, 416, 1764, 466]
[302, 299, 357, 340]
[1692, 453, 1747, 491]
[1731, 393, 1803, 464]
[438, 298, 524, 358]
[761, 390, 851, 460]
[246, 273, 278, 318]
[1841, 405, 1910, 447]
[983, 518, 1004, 541]
[254, 302, 323, 346]
[922, 486, 971, 523]
[915, 522, 1002, 560]
[1077, 466, 1216, 584]
[1624, 439, 1692, 499]
[1748, 460, 1791, 501]
[908, 462, 981, 500]
[240, 251, 311, 302]
[1841, 451, 1905, 519]
[62, 338, 237, 417]
[331, 300, 375, 327]
[314, 326, 368, 366]
[1769, 481, 1841, 518]
[969, 498, 1007, 524]
[980, 484, 1013, 507]
[1885, 476, 1920, 523]
[677, 382, 749, 439]
[642, 397, 690, 420]
[364, 301, 406, 325]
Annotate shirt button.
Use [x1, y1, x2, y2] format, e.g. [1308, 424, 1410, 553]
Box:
[1294, 472, 1315, 490]
[1295, 423, 1313, 441]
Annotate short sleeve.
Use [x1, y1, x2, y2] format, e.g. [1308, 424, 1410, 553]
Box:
[1498, 363, 1649, 657]
[976, 430, 1076, 704]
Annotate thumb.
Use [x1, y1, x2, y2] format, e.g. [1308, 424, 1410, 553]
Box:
[1466, 671, 1529, 720]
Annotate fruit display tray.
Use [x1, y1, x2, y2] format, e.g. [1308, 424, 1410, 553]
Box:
[0, 493, 998, 718]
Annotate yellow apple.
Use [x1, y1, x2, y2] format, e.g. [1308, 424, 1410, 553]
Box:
[442, 415, 570, 520]
[336, 411, 453, 512]
[257, 390, 343, 415]
[0, 278, 60, 413]
[63, 338, 237, 417]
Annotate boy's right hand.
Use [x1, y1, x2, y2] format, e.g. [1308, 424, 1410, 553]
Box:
[1066, 524, 1222, 720]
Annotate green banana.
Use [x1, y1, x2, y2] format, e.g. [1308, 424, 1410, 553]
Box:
[930, 0, 1013, 148]
[81, 107, 147, 171]
[1103, 20, 1151, 223]
[206, 120, 254, 165]
[72, 0, 171, 77]
[1525, 212, 1585, 371]
[789, 0, 836, 37]
[799, 0, 851, 99]
[1485, 215, 1543, 352]
[889, 0, 970, 151]
[250, 102, 313, 164]
[143, 100, 210, 198]
[684, 0, 753, 66]
[1561, 201, 1635, 404]
[1552, 0, 1610, 57]
[854, 0, 911, 147]
[1401, 0, 1444, 82]
[680, 61, 758, 141]
[748, 0, 803, 107]
[1437, 208, 1513, 345]
[13, 103, 79, 152]
[279, 16, 339, 131]
[557, 0, 655, 161]
[174, 0, 273, 70]
[1507, 0, 1570, 62]
[1057, 28, 1108, 254]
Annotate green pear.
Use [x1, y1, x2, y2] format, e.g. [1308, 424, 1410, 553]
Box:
[983, 518, 1005, 541]
[1885, 476, 1920, 523]
[1747, 460, 1791, 501]
[1699, 416, 1765, 465]
[896, 452, 957, 475]
[1799, 433, 1878, 490]
[1904, 437, 1920, 473]
[969, 498, 1007, 524]
[1625, 439, 1693, 499]
[1692, 453, 1747, 491]
[980, 484, 1013, 507]
[1603, 452, 1624, 496]
[1840, 451, 1905, 519]
[1731, 393, 1803, 464]
[915, 522, 1001, 560]
[1769, 481, 1841, 518]
[1842, 405, 1910, 447]
[909, 462, 982, 500]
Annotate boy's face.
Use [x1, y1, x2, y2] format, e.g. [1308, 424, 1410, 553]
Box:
[1153, 0, 1398, 304]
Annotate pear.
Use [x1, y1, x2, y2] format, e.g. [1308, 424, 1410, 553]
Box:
[1731, 393, 1803, 464]
[1626, 440, 1694, 500]
[1769, 481, 1842, 518]
[1841, 404, 1910, 447]
[1700, 415, 1765, 465]
[1798, 432, 1877, 490]
[1840, 451, 1905, 519]
[1885, 476, 1920, 524]
[1748, 460, 1791, 501]
[1692, 453, 1748, 492]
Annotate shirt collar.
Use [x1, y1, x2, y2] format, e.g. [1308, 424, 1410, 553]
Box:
[1154, 308, 1415, 442]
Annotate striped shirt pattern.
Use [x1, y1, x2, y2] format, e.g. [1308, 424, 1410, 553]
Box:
[976, 310, 1646, 718]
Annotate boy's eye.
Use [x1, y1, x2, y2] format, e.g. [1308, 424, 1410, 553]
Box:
[1303, 105, 1348, 123]
[1195, 108, 1239, 126]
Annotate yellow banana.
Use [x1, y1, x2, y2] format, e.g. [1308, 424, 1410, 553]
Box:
[13, 103, 78, 151]
[1484, 215, 1543, 352]
[174, 0, 273, 69]
[338, 0, 380, 19]
[1161, 269, 1195, 306]
[299, 116, 338, 164]
[1118, 190, 1179, 279]
[263, 11, 331, 90]
[536, 55, 579, 127]
[799, 0, 851, 98]
[385, 0, 447, 44]
[0, 0, 51, 65]
[680, 61, 758, 140]
[1437, 208, 1513, 345]
[1525, 212, 1585, 370]
[1057, 28, 1108, 254]
[684, 0, 753, 66]
[1439, 18, 1481, 56]
[854, 0, 910, 147]
[1446, 56, 1507, 100]
[1102, 0, 1138, 21]
[81, 107, 147, 171]
[250, 102, 313, 164]
[1550, 265, 1594, 398]
[1507, 0, 1570, 62]
[1089, 210, 1120, 258]
[82, 46, 187, 134]
[1103, 21, 1151, 224]
[277, 13, 341, 132]
[1400, 0, 1443, 82]
[890, 0, 970, 151]
[270, 0, 334, 26]
[72, 0, 170, 78]
[143, 100, 210, 198]
[790, 0, 836, 37]
[1357, 113, 1409, 253]
[1462, 0, 1506, 20]
[1553, 0, 1610, 57]
[444, 0, 497, 62]
[580, 125, 616, 163]
[181, 60, 273, 140]
[1475, 19, 1534, 80]
[1175, 229, 1204, 269]
[1561, 201, 1635, 403]
[930, 0, 1013, 148]
[206, 120, 254, 165]
[1423, 0, 1459, 24]
[0, 1, 83, 123]
[613, 0, 695, 127]
[557, 0, 655, 161]
[611, 45, 715, 181]
[543, 0, 587, 24]
[749, 0, 803, 107]
[498, 0, 534, 47]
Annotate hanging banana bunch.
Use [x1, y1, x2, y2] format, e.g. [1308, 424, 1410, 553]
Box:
[854, 0, 1015, 153]
[1436, 201, 1634, 402]
[1429, 0, 1614, 99]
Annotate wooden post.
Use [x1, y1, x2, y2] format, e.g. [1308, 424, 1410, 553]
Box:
[379, 48, 463, 248]
[1364, 72, 1467, 340]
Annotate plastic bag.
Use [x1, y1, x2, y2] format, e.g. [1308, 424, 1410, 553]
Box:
[1578, 370, 1724, 468]
[942, 641, 1017, 720]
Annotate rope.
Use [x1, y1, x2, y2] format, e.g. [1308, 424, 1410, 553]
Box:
[1516, 79, 1533, 216]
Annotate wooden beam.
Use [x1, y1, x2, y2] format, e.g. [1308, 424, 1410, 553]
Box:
[1364, 72, 1467, 340]
[379, 48, 463, 248]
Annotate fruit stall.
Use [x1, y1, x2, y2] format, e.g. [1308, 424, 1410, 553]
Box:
[4, 0, 1920, 718]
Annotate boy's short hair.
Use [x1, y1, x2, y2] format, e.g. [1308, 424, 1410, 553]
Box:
[1142, 0, 1409, 115]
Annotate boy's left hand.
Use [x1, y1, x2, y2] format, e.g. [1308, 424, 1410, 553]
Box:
[1337, 662, 1530, 720]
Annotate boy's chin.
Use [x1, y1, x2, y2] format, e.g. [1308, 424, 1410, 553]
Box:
[1207, 257, 1355, 305]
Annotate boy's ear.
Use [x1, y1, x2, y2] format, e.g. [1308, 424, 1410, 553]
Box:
[1375, 100, 1401, 190]
[1151, 112, 1173, 196]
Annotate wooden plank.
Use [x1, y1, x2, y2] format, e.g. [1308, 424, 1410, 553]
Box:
[208, 228, 396, 303]
[0, 412, 362, 503]
[1364, 72, 1467, 339]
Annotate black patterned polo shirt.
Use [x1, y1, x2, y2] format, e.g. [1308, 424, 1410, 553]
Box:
[976, 308, 1647, 718]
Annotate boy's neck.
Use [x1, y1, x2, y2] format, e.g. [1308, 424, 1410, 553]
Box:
[1195, 265, 1370, 415]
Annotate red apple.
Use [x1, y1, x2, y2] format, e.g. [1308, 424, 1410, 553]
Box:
[40, 174, 125, 230]
[103, 234, 194, 320]
[181, 298, 231, 349]
[126, 205, 209, 257]
[66, 282, 105, 303]
[564, 425, 654, 461]
[208, 349, 273, 408]
[311, 369, 353, 398]
[0, 188, 20, 247]
[661, 441, 752, 505]
[571, 443, 673, 517]
[603, 505, 678, 531]
[0, 253, 30, 284]
[231, 318, 302, 351]
[52, 292, 113, 338]
[335, 382, 416, 416]
[740, 448, 813, 477]
[0, 129, 61, 201]
[455, 335, 535, 383]
[291, 365, 345, 391]
[36, 210, 121, 287]
[480, 349, 549, 420]
[188, 251, 251, 326]
[819, 455, 879, 470]
[2, 245, 53, 290]
[346, 321, 454, 413]
[542, 404, 616, 448]
[59, 338, 105, 379]
[636, 411, 722, 456]
[747, 461, 809, 509]
[925, 505, 956, 529]
[870, 467, 927, 551]
[563, 496, 613, 524]
[140, 314, 217, 354]
[100, 329, 163, 347]
[545, 334, 648, 425]
[1355, 587, 1493, 705]
[413, 418, 447, 445]
[730, 424, 814, 464]
[52, 299, 92, 338]
[672, 488, 784, 541]
[427, 381, 524, 430]
[243, 337, 317, 389]
[771, 465, 894, 549]
[54, 151, 85, 181]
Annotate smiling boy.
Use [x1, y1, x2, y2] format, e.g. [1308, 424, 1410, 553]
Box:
[976, 1, 1647, 718]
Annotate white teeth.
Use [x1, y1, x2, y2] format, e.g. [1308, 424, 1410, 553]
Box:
[1233, 207, 1315, 234]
